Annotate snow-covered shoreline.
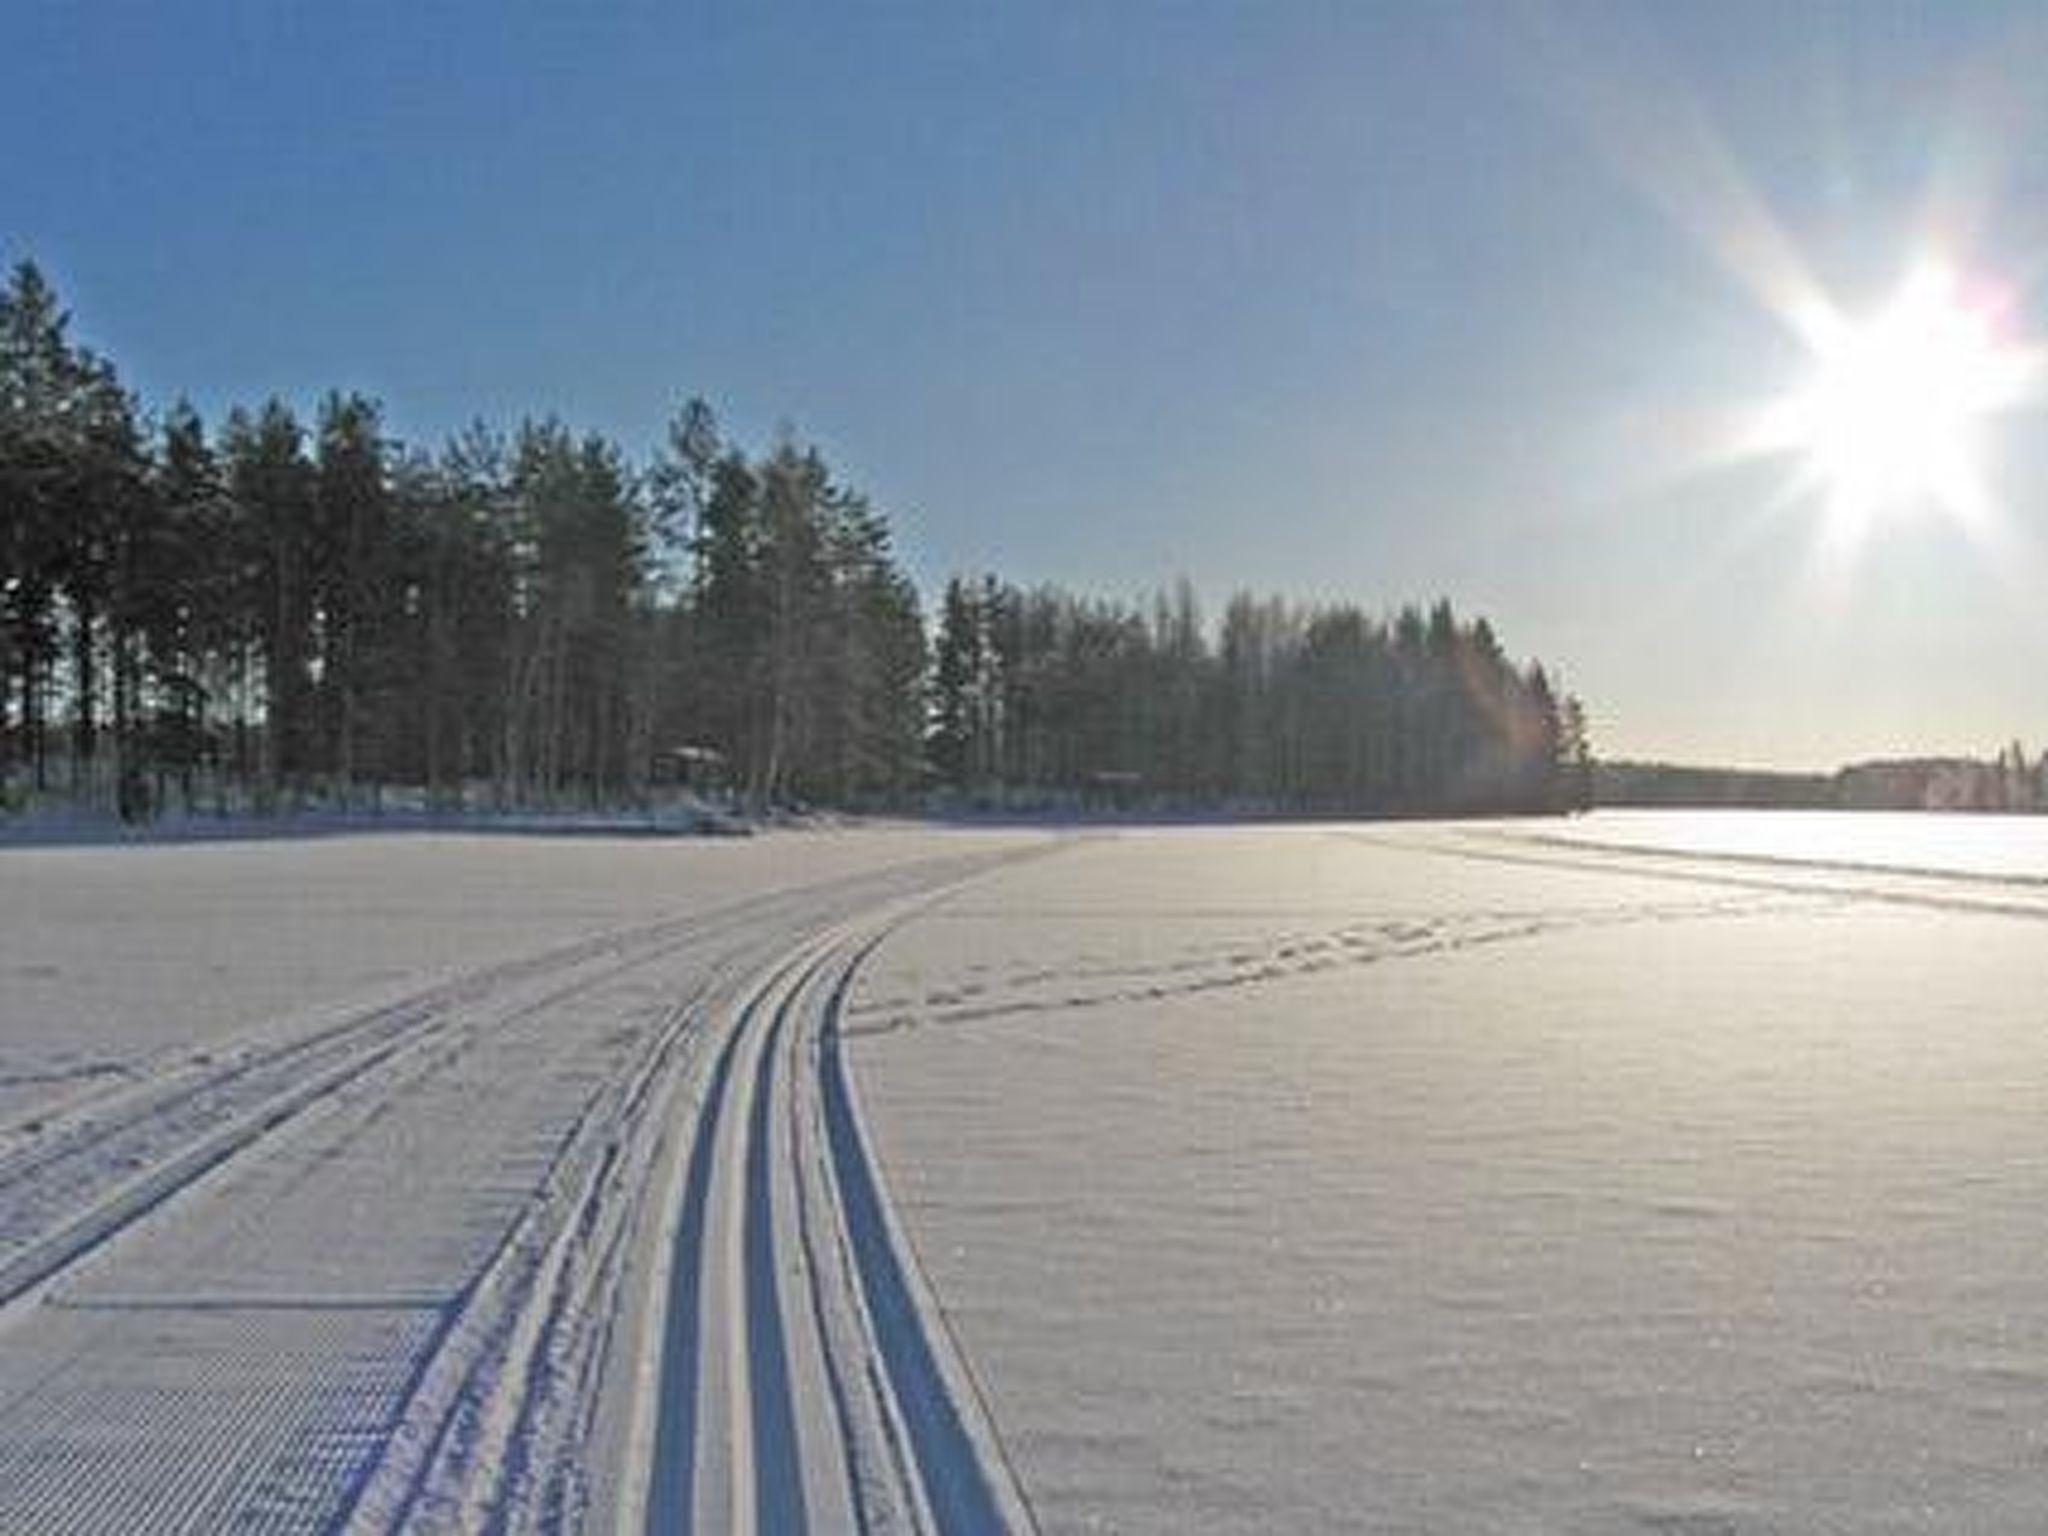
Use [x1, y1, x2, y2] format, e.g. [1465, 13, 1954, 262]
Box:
[0, 800, 766, 849]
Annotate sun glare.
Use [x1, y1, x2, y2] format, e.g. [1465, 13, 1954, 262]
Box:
[1762, 262, 2036, 534]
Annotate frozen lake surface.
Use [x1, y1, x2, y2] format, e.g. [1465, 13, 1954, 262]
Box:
[1544, 807, 2048, 881]
[0, 828, 1029, 1123]
[851, 814, 2048, 1533]
[3, 812, 2046, 1530]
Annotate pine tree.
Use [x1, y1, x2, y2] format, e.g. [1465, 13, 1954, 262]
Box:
[313, 392, 396, 800]
[929, 577, 979, 792]
[221, 400, 318, 806]
[0, 264, 66, 791]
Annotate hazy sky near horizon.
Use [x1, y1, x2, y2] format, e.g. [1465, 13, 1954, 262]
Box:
[9, 2, 2048, 770]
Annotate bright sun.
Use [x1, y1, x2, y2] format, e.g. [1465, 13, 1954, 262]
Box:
[1763, 262, 2035, 533]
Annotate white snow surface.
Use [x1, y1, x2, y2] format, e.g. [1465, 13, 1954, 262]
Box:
[0, 826, 1049, 1532]
[1540, 807, 2048, 882]
[850, 817, 2048, 1533]
[0, 828, 1025, 1125]
[8, 812, 2048, 1531]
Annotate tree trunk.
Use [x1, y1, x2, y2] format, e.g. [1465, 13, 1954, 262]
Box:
[72, 603, 97, 798]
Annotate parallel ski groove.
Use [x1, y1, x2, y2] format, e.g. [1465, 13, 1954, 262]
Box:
[814, 941, 1038, 1534]
[643, 904, 1038, 1534]
[740, 974, 809, 1535]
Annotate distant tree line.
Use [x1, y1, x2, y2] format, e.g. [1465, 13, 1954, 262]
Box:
[929, 576, 1589, 813]
[1592, 761, 1839, 810]
[1834, 750, 2046, 812]
[1596, 750, 2048, 813]
[1, 259, 1589, 820]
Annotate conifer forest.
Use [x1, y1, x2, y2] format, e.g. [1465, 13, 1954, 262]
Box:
[0, 261, 1590, 821]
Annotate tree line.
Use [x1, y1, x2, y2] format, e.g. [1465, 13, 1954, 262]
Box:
[1, 259, 1588, 821]
[930, 576, 1588, 813]
[1598, 749, 2048, 814]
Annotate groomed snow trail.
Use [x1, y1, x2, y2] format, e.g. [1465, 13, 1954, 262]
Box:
[0, 839, 1048, 1534]
[629, 920, 1036, 1536]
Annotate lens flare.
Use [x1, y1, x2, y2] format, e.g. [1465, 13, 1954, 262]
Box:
[1758, 262, 2038, 537]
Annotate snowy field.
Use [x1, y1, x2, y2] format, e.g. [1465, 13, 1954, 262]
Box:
[0, 829, 1034, 1125]
[4, 812, 2048, 1531]
[851, 814, 2048, 1533]
[1541, 807, 2048, 884]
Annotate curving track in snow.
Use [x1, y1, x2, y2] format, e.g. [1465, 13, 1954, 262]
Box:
[0, 842, 1048, 1534]
[628, 920, 1036, 1535]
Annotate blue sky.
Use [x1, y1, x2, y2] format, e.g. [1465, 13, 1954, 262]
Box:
[9, 2, 2048, 768]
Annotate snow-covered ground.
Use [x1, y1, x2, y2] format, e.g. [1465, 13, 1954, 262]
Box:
[851, 815, 2048, 1533]
[0, 827, 1049, 1532]
[1540, 806, 2048, 882]
[7, 811, 2048, 1531]
[0, 829, 1024, 1125]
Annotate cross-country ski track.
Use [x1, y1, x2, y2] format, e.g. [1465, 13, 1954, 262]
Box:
[0, 842, 1045, 1534]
